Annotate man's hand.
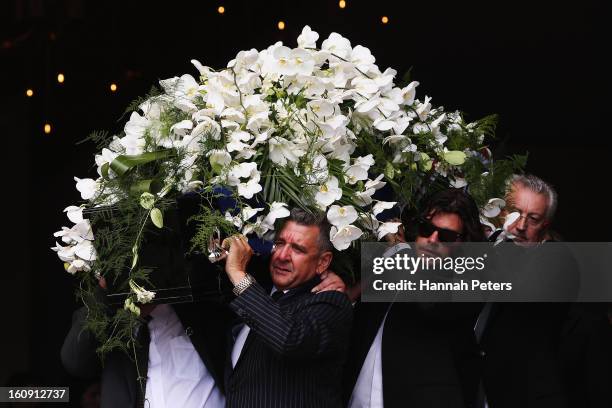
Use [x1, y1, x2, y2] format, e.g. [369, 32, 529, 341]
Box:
[223, 234, 253, 285]
[311, 270, 346, 293]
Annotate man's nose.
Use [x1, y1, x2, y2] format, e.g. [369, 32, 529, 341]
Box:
[426, 231, 440, 243]
[276, 245, 291, 260]
[515, 216, 527, 231]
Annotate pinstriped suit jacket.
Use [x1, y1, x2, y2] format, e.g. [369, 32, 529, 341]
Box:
[226, 277, 353, 408]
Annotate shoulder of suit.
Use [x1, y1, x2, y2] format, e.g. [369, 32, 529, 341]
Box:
[305, 290, 352, 309]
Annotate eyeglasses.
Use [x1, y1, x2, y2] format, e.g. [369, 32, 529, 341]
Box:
[507, 208, 545, 227]
[417, 218, 463, 242]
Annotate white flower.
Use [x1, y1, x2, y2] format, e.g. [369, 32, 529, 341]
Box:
[74, 177, 98, 200]
[377, 222, 402, 240]
[191, 116, 221, 141]
[51, 241, 76, 262]
[401, 81, 419, 105]
[354, 188, 376, 206]
[74, 239, 97, 262]
[268, 137, 306, 166]
[327, 205, 358, 229]
[263, 46, 316, 77]
[482, 198, 506, 218]
[129, 280, 156, 304]
[124, 111, 150, 139]
[237, 176, 262, 199]
[330, 225, 363, 250]
[170, 119, 193, 136]
[365, 174, 387, 191]
[228, 162, 258, 182]
[95, 148, 119, 177]
[373, 200, 397, 216]
[297, 25, 319, 48]
[307, 99, 335, 118]
[350, 45, 376, 72]
[262, 202, 291, 229]
[208, 149, 232, 173]
[240, 206, 264, 224]
[315, 176, 343, 209]
[305, 154, 329, 184]
[416, 96, 432, 121]
[322, 32, 352, 60]
[345, 165, 368, 184]
[63, 206, 84, 224]
[226, 130, 252, 153]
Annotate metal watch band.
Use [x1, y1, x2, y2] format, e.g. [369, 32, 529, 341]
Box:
[233, 273, 255, 296]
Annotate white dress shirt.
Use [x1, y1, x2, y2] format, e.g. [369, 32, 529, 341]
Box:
[349, 308, 390, 408]
[145, 304, 225, 408]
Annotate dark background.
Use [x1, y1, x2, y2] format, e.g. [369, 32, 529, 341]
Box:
[1, 0, 609, 405]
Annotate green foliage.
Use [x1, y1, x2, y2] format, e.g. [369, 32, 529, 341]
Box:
[120, 85, 163, 120]
[189, 205, 237, 254]
[77, 130, 113, 151]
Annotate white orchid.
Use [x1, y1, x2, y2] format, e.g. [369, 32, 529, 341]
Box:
[322, 32, 352, 60]
[208, 149, 232, 173]
[482, 198, 506, 218]
[74, 177, 99, 201]
[327, 205, 358, 229]
[330, 225, 363, 250]
[63, 206, 84, 224]
[377, 222, 402, 240]
[268, 137, 306, 166]
[262, 202, 291, 230]
[263, 46, 316, 77]
[373, 200, 397, 216]
[315, 176, 343, 210]
[297, 25, 319, 49]
[416, 96, 432, 121]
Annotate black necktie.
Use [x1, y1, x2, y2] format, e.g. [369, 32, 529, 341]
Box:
[271, 290, 285, 301]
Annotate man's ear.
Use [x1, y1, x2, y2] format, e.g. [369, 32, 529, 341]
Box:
[315, 251, 333, 275]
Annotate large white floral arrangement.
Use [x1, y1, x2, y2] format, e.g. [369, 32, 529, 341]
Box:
[51, 26, 523, 356]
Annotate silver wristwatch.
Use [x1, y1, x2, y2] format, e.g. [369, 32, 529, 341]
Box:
[233, 273, 255, 296]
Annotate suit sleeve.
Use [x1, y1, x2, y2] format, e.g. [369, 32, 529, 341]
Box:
[229, 282, 353, 359]
[60, 307, 102, 378]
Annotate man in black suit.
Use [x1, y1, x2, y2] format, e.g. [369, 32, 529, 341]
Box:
[61, 289, 232, 408]
[478, 174, 611, 408]
[344, 189, 485, 408]
[477, 174, 573, 408]
[222, 208, 353, 408]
